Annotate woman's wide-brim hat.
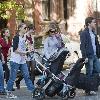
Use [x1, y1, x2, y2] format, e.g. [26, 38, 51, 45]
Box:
[49, 21, 59, 30]
[44, 21, 59, 35]
[39, 21, 59, 36]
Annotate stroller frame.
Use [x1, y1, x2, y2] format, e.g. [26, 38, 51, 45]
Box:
[32, 51, 76, 100]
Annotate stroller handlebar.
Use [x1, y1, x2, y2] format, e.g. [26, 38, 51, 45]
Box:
[34, 51, 48, 62]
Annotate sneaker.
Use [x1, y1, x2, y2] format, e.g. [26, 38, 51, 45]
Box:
[85, 91, 97, 95]
[89, 91, 97, 95]
[6, 91, 17, 99]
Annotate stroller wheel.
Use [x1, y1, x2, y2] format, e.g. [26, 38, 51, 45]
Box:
[32, 87, 45, 100]
[59, 96, 68, 100]
[57, 91, 68, 99]
[45, 85, 56, 97]
[68, 90, 76, 98]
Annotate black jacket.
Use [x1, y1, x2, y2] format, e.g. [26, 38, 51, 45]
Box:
[80, 27, 100, 58]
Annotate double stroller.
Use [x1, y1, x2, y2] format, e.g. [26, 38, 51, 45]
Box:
[29, 50, 100, 100]
[32, 51, 76, 100]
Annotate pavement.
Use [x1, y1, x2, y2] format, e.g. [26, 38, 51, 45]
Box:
[1, 69, 100, 100]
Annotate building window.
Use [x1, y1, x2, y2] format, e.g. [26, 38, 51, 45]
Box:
[63, 0, 67, 19]
[93, 0, 100, 18]
[42, 0, 50, 21]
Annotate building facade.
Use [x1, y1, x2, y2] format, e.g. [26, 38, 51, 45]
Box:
[0, 0, 100, 39]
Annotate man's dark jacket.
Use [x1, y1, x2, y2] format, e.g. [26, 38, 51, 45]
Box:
[80, 27, 100, 58]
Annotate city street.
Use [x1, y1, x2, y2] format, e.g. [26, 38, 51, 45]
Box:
[1, 70, 100, 100]
[0, 0, 100, 100]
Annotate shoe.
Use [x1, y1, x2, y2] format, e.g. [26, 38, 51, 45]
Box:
[16, 81, 20, 89]
[85, 91, 97, 95]
[11, 88, 15, 91]
[89, 91, 97, 95]
[0, 91, 7, 95]
[6, 91, 17, 99]
[16, 84, 20, 89]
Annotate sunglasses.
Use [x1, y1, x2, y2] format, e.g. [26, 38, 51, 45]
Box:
[49, 30, 56, 32]
[24, 27, 27, 30]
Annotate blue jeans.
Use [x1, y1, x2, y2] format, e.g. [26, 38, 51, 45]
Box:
[6, 61, 35, 92]
[0, 60, 5, 92]
[86, 55, 100, 76]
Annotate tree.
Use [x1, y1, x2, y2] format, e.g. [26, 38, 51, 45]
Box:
[0, 0, 26, 19]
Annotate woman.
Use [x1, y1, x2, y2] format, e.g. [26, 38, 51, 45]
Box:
[43, 21, 69, 75]
[0, 28, 11, 83]
[15, 24, 36, 89]
[6, 24, 35, 98]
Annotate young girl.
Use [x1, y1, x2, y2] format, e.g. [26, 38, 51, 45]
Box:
[0, 28, 11, 83]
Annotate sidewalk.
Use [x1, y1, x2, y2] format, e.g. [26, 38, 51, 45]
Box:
[1, 85, 100, 100]
[0, 70, 100, 100]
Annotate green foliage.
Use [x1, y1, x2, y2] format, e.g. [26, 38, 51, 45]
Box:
[34, 36, 43, 49]
[0, 0, 26, 19]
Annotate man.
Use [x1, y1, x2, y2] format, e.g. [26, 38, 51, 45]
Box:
[80, 17, 100, 94]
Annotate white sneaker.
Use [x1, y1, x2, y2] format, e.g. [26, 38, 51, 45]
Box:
[90, 91, 97, 95]
[6, 91, 17, 99]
